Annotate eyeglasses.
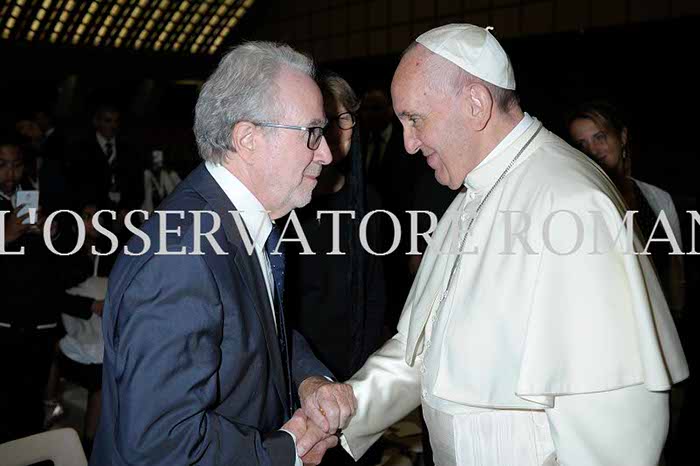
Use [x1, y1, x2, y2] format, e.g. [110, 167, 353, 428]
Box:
[254, 122, 326, 150]
[328, 112, 356, 130]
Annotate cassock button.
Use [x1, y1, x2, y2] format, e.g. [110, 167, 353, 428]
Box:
[420, 365, 426, 374]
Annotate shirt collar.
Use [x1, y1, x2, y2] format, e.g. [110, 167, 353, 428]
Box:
[464, 113, 535, 192]
[96, 132, 114, 149]
[205, 161, 273, 251]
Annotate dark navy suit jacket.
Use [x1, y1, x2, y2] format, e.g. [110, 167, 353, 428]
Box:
[90, 163, 332, 466]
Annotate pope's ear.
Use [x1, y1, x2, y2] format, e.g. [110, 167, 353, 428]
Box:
[231, 121, 257, 162]
[465, 83, 493, 132]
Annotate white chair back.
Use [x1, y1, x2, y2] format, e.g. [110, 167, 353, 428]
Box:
[0, 428, 87, 466]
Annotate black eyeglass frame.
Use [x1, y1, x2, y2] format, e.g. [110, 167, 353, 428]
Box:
[254, 122, 326, 150]
[328, 111, 356, 130]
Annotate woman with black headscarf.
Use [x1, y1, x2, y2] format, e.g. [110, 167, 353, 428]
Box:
[285, 72, 387, 465]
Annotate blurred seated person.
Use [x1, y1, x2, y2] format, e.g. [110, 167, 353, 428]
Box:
[69, 104, 145, 223]
[286, 73, 386, 465]
[0, 132, 67, 442]
[567, 101, 685, 315]
[44, 200, 118, 455]
[142, 149, 182, 213]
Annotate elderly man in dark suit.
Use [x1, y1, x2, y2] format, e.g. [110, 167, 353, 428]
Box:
[90, 42, 357, 466]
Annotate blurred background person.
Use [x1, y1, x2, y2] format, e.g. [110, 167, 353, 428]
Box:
[567, 101, 685, 315]
[286, 72, 386, 465]
[43, 200, 119, 456]
[142, 149, 181, 213]
[14, 114, 68, 214]
[359, 87, 422, 329]
[0, 131, 65, 443]
[567, 101, 687, 464]
[68, 104, 145, 233]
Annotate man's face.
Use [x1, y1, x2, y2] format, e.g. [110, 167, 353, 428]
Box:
[391, 49, 471, 190]
[257, 69, 332, 217]
[94, 111, 120, 139]
[0, 144, 24, 196]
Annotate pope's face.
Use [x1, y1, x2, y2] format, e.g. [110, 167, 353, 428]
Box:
[391, 49, 473, 190]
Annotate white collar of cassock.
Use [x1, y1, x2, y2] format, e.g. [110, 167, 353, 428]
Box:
[463, 112, 535, 193]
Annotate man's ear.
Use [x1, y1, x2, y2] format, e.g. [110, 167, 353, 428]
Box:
[465, 84, 493, 132]
[231, 121, 257, 163]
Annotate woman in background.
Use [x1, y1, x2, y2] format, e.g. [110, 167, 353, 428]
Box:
[286, 72, 386, 465]
[567, 101, 685, 314]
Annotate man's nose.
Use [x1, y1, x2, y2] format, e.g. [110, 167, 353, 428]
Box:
[315, 136, 333, 165]
[403, 127, 421, 154]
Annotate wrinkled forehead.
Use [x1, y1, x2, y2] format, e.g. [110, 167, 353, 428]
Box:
[391, 49, 433, 113]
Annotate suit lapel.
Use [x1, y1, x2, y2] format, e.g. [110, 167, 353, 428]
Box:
[190, 164, 289, 415]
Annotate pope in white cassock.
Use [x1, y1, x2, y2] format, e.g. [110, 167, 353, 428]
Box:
[340, 24, 688, 466]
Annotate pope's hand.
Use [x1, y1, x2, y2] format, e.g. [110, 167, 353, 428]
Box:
[299, 376, 357, 433]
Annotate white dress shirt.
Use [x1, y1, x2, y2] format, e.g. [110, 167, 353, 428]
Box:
[96, 132, 116, 163]
[205, 161, 302, 466]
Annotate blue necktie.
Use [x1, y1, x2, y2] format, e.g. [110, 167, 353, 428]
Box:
[265, 224, 293, 415]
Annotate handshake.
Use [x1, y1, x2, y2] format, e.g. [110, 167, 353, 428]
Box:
[282, 377, 358, 465]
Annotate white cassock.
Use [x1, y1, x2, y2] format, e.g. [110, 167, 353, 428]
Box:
[341, 114, 688, 466]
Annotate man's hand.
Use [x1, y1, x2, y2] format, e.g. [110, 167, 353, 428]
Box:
[4, 204, 30, 243]
[281, 409, 338, 464]
[300, 428, 338, 465]
[299, 376, 357, 433]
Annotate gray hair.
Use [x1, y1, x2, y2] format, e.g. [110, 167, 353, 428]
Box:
[194, 41, 315, 164]
[404, 41, 519, 114]
[318, 71, 360, 113]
